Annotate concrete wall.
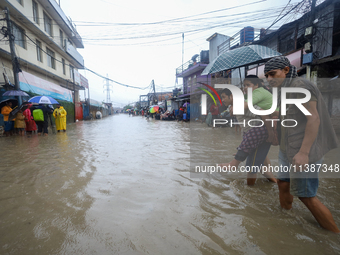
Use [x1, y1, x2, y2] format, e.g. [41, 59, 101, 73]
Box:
[208, 34, 230, 63]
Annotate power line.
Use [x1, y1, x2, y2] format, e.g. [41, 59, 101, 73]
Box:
[0, 24, 153, 90]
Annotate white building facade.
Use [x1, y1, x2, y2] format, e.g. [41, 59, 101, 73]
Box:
[0, 0, 85, 102]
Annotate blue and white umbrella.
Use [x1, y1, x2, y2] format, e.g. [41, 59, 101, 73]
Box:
[28, 96, 59, 104]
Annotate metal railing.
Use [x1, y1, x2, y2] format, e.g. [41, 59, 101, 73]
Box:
[176, 55, 201, 75]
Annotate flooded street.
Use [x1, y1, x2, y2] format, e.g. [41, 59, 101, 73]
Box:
[1, 114, 340, 255]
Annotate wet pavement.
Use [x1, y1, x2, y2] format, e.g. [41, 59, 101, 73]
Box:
[1, 114, 340, 255]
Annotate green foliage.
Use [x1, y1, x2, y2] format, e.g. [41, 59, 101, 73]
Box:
[123, 104, 133, 111]
[59, 101, 74, 124]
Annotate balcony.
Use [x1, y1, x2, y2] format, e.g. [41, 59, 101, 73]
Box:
[176, 53, 209, 78]
[66, 41, 84, 67]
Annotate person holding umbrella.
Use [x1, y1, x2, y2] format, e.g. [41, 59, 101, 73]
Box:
[53, 104, 67, 132]
[32, 104, 53, 136]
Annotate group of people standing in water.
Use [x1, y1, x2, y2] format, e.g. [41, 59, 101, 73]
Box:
[0, 102, 67, 136]
[218, 56, 339, 233]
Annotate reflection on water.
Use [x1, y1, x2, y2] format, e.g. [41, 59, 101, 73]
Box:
[0, 114, 339, 254]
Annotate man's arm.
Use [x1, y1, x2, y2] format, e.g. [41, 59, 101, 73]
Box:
[292, 100, 320, 168]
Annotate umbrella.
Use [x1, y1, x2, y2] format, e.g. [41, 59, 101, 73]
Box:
[201, 45, 282, 75]
[2, 90, 29, 97]
[149, 105, 159, 113]
[0, 98, 18, 110]
[8, 102, 32, 121]
[28, 96, 59, 104]
[183, 102, 190, 107]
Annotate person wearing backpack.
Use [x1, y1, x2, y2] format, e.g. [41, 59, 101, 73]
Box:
[53, 104, 67, 132]
[32, 105, 53, 136]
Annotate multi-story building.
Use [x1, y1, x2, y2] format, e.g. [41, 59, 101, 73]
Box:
[0, 0, 85, 121]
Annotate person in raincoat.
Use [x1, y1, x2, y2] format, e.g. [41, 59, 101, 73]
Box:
[53, 104, 67, 132]
[1, 101, 14, 136]
[14, 109, 26, 136]
[23, 103, 37, 135]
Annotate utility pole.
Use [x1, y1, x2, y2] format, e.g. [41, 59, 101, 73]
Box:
[103, 74, 112, 103]
[4, 7, 22, 104]
[182, 33, 184, 73]
[152, 79, 157, 105]
[306, 0, 317, 81]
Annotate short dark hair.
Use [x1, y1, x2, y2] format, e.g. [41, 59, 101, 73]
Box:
[220, 88, 232, 97]
[244, 75, 264, 88]
[244, 74, 271, 93]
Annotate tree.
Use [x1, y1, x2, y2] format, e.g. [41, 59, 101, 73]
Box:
[123, 104, 133, 111]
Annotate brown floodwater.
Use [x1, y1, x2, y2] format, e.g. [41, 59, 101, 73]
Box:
[0, 114, 340, 255]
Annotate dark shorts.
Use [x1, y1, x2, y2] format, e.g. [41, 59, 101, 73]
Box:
[4, 121, 14, 132]
[277, 150, 321, 197]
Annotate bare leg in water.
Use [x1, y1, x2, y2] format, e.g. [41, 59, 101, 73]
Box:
[261, 156, 277, 183]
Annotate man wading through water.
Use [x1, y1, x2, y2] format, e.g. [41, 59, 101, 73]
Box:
[264, 56, 339, 233]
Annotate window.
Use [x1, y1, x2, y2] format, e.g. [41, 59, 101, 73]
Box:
[59, 29, 64, 48]
[62, 58, 66, 75]
[36, 40, 42, 62]
[32, 1, 39, 24]
[16, 0, 23, 5]
[43, 12, 52, 36]
[69, 65, 74, 81]
[12, 23, 25, 48]
[46, 47, 55, 69]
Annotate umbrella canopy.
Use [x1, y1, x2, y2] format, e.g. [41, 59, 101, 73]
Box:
[0, 98, 18, 110]
[2, 90, 29, 97]
[201, 45, 282, 75]
[8, 102, 32, 121]
[149, 105, 159, 113]
[183, 102, 190, 107]
[28, 96, 59, 104]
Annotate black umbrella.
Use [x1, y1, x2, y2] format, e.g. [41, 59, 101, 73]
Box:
[8, 102, 32, 121]
[0, 99, 18, 111]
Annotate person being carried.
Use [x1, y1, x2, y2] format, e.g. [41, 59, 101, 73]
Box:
[221, 75, 278, 172]
[219, 87, 276, 185]
[265, 56, 339, 233]
[53, 104, 67, 132]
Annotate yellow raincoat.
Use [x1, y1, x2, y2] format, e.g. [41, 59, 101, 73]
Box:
[53, 106, 67, 131]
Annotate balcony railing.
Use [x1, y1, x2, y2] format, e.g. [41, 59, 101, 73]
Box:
[176, 55, 201, 75]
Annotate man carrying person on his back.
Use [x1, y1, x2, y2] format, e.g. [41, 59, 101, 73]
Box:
[264, 56, 339, 233]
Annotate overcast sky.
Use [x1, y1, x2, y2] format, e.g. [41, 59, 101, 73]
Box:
[61, 0, 303, 107]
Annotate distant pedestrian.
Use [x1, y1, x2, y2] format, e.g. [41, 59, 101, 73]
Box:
[53, 104, 67, 132]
